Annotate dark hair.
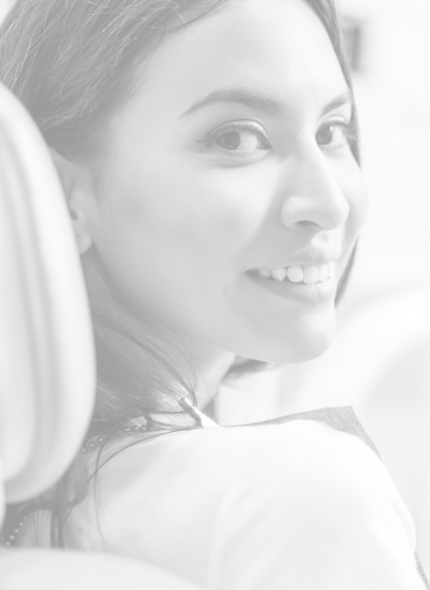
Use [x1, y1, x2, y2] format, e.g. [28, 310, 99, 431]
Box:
[0, 0, 359, 546]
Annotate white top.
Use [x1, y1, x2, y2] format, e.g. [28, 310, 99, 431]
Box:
[34, 413, 425, 590]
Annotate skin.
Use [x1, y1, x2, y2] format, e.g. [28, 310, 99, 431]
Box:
[68, 0, 368, 402]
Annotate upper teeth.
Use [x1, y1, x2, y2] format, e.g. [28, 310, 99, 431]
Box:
[257, 263, 335, 284]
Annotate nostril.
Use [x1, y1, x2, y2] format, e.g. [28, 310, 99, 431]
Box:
[296, 220, 323, 231]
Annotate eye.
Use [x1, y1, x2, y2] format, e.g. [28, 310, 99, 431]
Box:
[205, 121, 272, 156]
[316, 120, 351, 150]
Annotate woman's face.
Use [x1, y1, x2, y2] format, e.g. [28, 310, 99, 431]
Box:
[84, 0, 368, 364]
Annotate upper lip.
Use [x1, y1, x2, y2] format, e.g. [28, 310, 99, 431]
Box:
[252, 244, 343, 270]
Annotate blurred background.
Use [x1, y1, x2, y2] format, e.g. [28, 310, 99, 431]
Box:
[339, 0, 430, 570]
[1, 0, 429, 573]
[320, 0, 430, 569]
[341, 0, 430, 297]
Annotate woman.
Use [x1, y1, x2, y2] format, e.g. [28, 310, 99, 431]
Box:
[0, 0, 427, 587]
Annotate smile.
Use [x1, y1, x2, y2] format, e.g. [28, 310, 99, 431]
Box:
[253, 263, 335, 285]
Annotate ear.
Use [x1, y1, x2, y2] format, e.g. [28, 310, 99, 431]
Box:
[49, 149, 94, 255]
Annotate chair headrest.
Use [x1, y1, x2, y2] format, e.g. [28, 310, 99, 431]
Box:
[0, 82, 95, 517]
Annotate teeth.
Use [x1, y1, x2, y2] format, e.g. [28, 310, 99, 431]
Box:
[303, 266, 319, 285]
[271, 268, 288, 282]
[256, 263, 335, 284]
[286, 265, 303, 283]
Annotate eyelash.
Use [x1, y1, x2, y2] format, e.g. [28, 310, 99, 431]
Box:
[316, 119, 356, 150]
[202, 121, 271, 155]
[200, 118, 355, 159]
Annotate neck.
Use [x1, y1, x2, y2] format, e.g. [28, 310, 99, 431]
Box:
[192, 348, 237, 409]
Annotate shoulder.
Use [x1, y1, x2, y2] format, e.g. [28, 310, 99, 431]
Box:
[69, 421, 418, 587]
[73, 419, 414, 534]
[84, 419, 389, 519]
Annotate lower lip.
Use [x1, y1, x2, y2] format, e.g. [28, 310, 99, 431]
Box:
[246, 271, 337, 304]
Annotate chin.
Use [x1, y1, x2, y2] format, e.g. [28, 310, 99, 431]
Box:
[257, 334, 334, 365]
[287, 311, 336, 363]
[237, 308, 337, 365]
[286, 329, 334, 363]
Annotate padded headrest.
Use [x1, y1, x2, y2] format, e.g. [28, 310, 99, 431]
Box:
[0, 82, 96, 510]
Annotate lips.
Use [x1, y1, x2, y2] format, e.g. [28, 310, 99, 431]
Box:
[252, 263, 335, 285]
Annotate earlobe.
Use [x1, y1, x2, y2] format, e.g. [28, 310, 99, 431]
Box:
[74, 232, 93, 256]
[49, 149, 94, 255]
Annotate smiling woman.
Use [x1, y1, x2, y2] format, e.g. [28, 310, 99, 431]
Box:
[75, 0, 366, 367]
[0, 0, 427, 588]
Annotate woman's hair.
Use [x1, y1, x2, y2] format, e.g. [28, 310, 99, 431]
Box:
[0, 0, 359, 546]
[0, 0, 359, 161]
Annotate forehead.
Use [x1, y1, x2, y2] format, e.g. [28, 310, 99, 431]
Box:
[137, 0, 347, 118]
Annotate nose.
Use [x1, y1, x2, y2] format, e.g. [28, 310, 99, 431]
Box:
[279, 145, 349, 232]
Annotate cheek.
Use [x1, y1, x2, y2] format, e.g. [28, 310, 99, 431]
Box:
[123, 167, 270, 267]
[96, 158, 269, 293]
[184, 168, 275, 257]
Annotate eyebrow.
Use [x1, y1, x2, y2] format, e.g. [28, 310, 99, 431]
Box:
[320, 91, 353, 117]
[180, 88, 352, 120]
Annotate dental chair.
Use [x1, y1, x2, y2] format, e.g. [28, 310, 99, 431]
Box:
[0, 82, 200, 589]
